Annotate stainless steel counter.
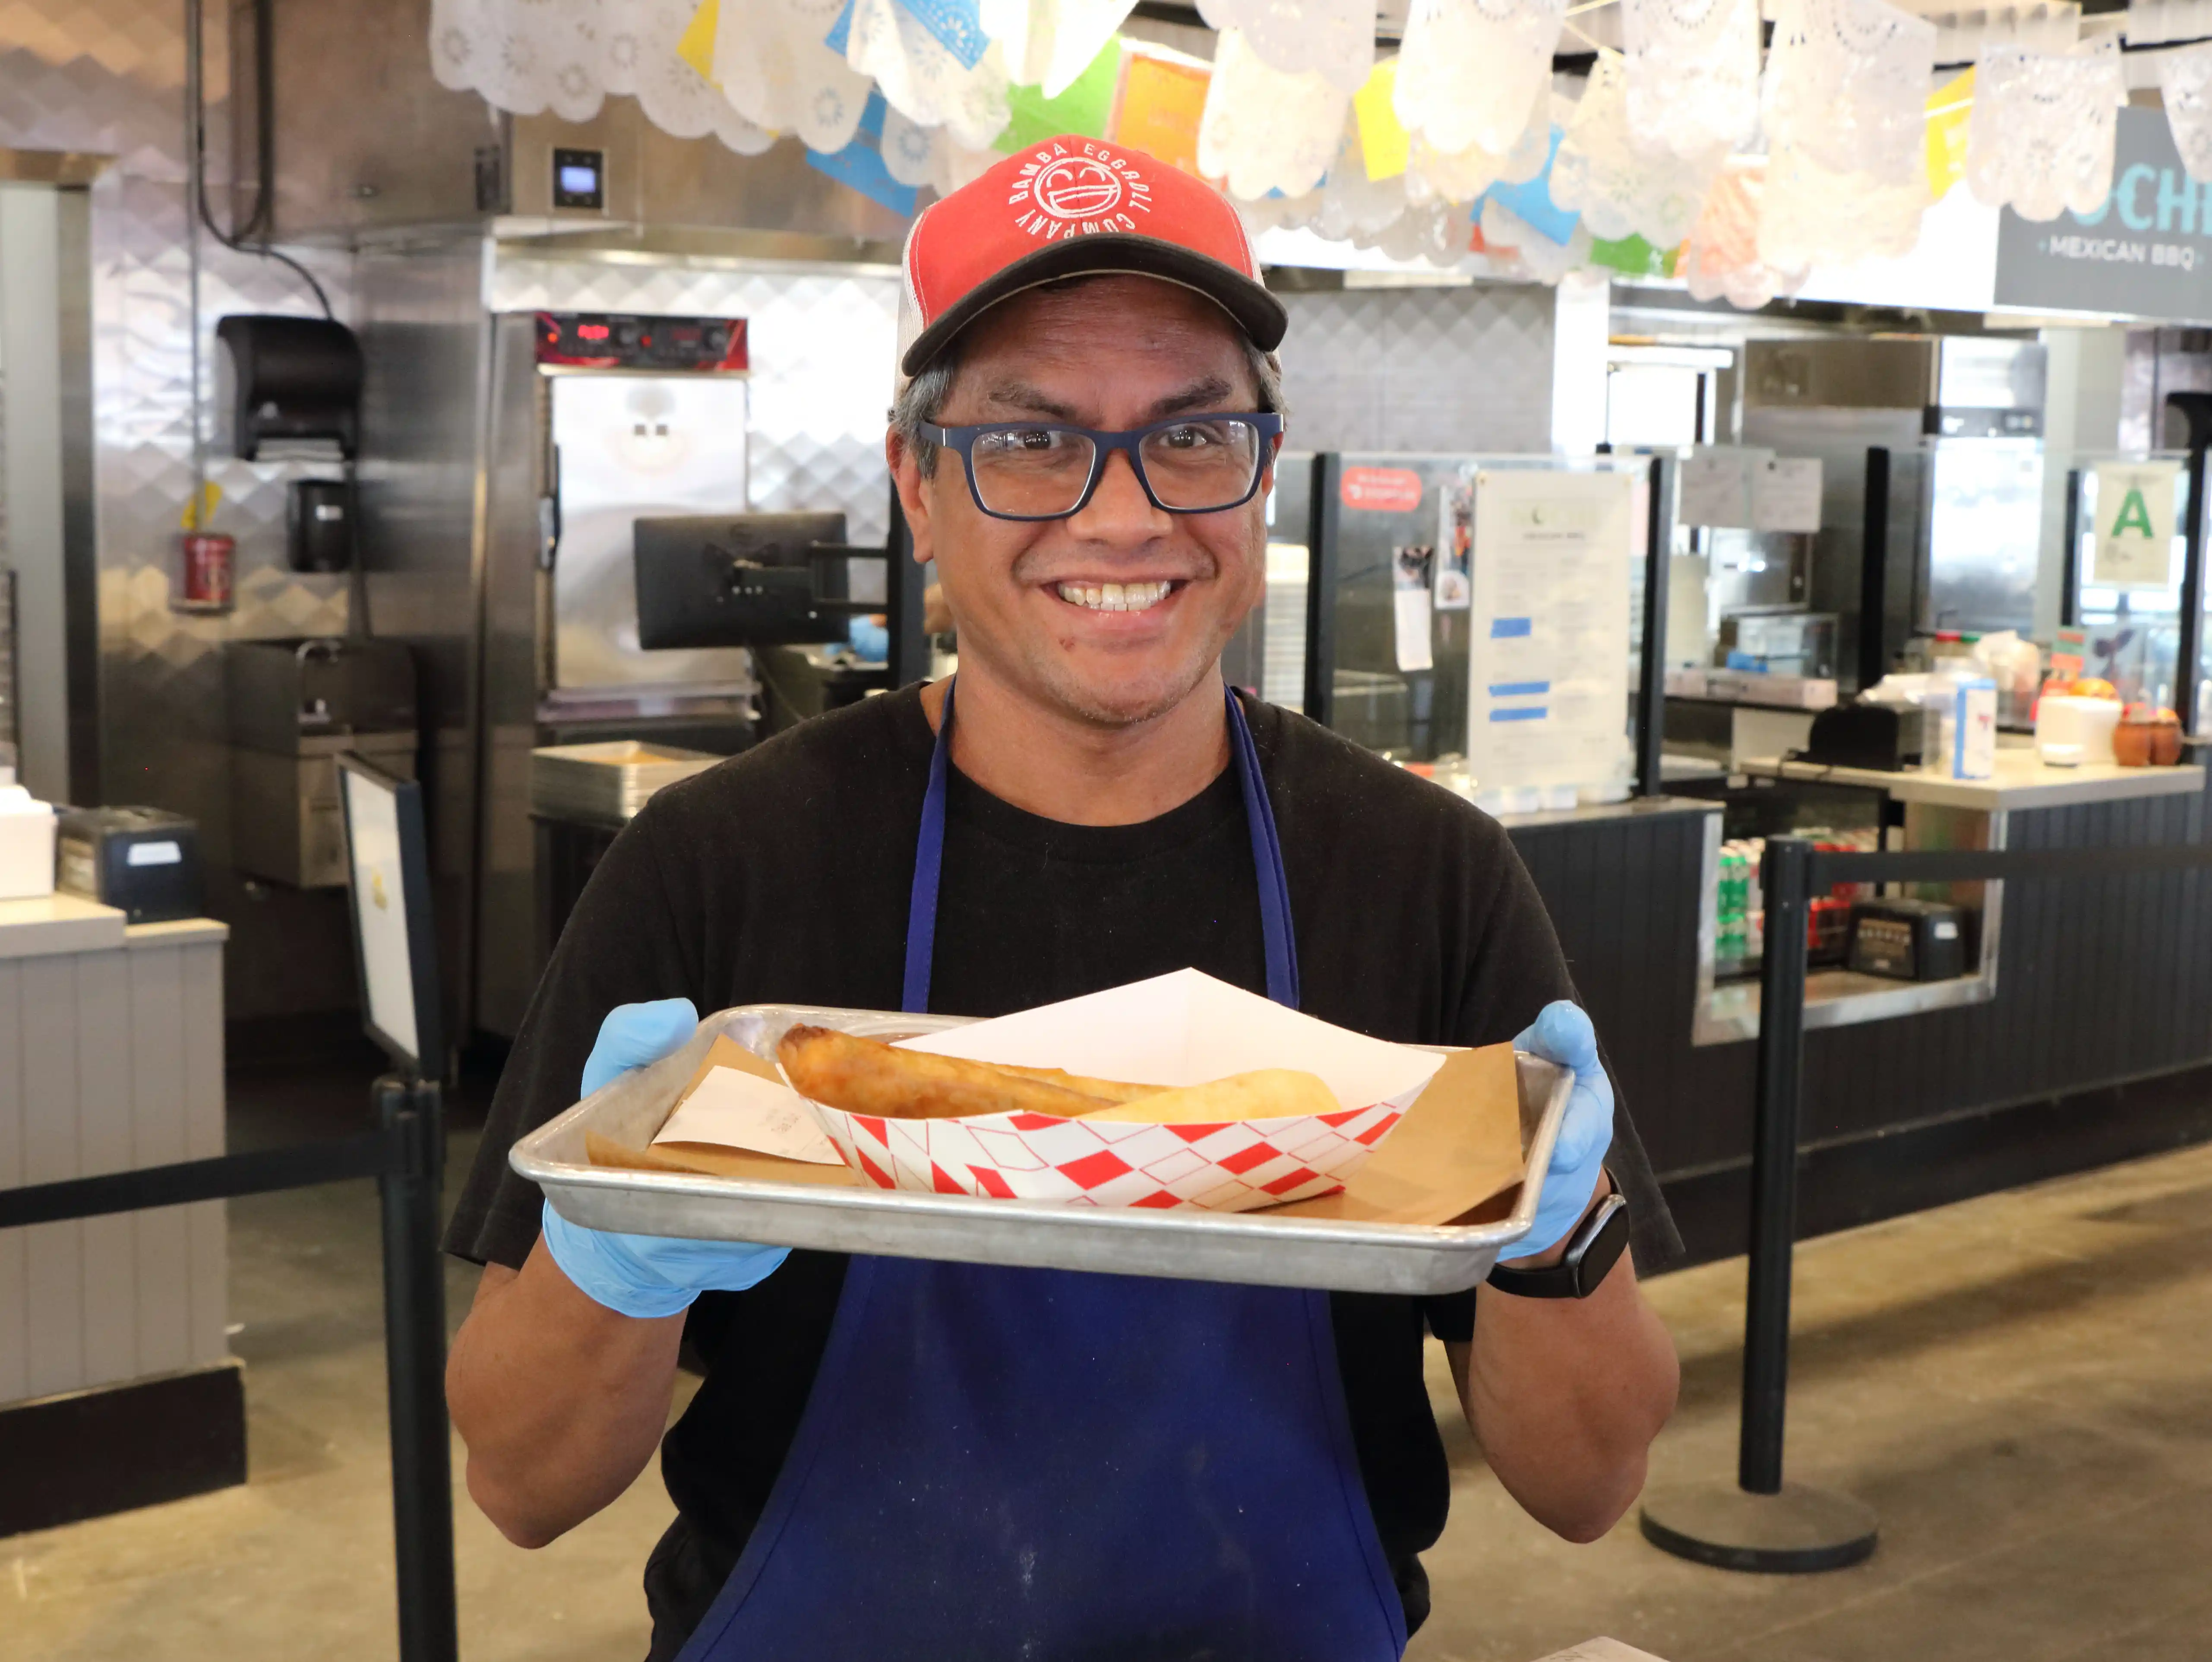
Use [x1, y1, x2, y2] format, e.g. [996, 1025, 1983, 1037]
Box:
[1741, 749, 2206, 810]
[1493, 795, 1722, 832]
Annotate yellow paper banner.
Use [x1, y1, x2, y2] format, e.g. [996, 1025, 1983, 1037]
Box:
[1926, 67, 1974, 202]
[179, 481, 224, 532]
[1352, 59, 1408, 181]
[678, 0, 720, 85]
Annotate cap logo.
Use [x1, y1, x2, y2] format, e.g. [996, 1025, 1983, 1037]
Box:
[1008, 142, 1154, 242]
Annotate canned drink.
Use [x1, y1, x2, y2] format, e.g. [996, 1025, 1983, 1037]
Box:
[1717, 916, 1746, 966]
[180, 532, 234, 609]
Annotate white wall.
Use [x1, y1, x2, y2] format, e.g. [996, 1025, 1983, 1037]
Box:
[0, 185, 67, 801]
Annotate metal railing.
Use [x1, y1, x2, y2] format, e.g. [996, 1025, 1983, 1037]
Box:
[0, 1075, 457, 1662]
[1642, 829, 2212, 1571]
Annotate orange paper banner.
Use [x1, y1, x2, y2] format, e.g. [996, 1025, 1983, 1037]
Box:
[1113, 53, 1211, 180]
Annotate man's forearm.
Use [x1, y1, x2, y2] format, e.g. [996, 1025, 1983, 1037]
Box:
[1454, 1251, 1680, 1542]
[446, 1240, 686, 1547]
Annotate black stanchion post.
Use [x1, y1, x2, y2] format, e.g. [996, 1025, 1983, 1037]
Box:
[1636, 453, 1672, 798]
[377, 1074, 458, 1662]
[1638, 838, 1879, 1573]
[1858, 447, 1891, 693]
[1304, 456, 1340, 730]
[1740, 836, 1811, 1493]
[885, 476, 929, 691]
[2165, 393, 2212, 735]
[2060, 466, 2082, 631]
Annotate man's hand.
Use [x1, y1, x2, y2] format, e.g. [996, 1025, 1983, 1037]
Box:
[1499, 1001, 1614, 1263]
[448, 999, 784, 1548]
[1447, 1000, 1679, 1544]
[546, 998, 789, 1318]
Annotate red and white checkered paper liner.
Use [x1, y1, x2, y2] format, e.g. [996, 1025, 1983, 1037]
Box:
[800, 1099, 1408, 1211]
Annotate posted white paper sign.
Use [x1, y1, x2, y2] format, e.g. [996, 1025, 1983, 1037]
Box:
[1464, 468, 1634, 792]
[656, 1066, 844, 1164]
[1751, 456, 1823, 532]
[1678, 446, 1767, 528]
[2089, 459, 2179, 589]
[1394, 586, 1435, 671]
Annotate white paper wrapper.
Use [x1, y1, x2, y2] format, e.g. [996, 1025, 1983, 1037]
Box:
[786, 970, 1447, 1211]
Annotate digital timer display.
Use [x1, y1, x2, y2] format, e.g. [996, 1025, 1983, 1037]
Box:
[535, 313, 748, 371]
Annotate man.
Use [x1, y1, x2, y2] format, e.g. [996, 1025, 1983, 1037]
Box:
[446, 136, 1681, 1661]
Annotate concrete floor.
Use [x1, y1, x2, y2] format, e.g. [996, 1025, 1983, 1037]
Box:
[7, 1083, 2211, 1661]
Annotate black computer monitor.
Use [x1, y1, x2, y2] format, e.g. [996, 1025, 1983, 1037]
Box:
[634, 511, 856, 649]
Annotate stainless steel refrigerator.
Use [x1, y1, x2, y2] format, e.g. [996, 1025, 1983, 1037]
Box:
[1741, 335, 2047, 689]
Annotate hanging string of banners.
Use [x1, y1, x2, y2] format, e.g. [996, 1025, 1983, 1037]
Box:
[428, 0, 2186, 303]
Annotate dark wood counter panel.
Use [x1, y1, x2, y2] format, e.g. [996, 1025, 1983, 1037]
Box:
[1505, 777, 2212, 1266]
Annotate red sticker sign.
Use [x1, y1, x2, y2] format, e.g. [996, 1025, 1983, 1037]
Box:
[1339, 466, 1425, 513]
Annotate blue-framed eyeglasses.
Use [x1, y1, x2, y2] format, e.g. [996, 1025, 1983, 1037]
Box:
[918, 412, 1285, 522]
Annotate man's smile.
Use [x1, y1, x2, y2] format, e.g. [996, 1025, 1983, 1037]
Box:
[1052, 579, 1179, 613]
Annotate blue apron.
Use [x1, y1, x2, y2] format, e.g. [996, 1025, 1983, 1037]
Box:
[674, 682, 1407, 1662]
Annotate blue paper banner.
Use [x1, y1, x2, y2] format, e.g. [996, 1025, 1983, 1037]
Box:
[822, 0, 989, 70]
[1474, 126, 1580, 249]
[806, 120, 920, 218]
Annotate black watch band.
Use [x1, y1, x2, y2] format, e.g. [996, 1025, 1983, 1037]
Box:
[1485, 1190, 1632, 1299]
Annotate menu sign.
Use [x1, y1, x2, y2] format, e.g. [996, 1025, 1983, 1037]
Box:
[1465, 469, 1634, 791]
[1993, 108, 2212, 323]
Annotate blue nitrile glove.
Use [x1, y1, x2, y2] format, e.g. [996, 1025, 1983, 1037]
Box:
[1498, 1000, 1615, 1263]
[540, 997, 790, 1318]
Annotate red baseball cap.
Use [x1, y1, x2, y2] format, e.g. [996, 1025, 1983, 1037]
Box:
[897, 135, 1287, 380]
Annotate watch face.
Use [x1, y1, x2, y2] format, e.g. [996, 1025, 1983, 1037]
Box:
[1572, 1199, 1633, 1297]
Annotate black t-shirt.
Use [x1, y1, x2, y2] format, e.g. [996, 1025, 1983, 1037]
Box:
[447, 685, 1679, 1657]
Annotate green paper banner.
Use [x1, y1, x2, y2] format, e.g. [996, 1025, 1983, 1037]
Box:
[995, 37, 1124, 154]
[1587, 232, 1678, 278]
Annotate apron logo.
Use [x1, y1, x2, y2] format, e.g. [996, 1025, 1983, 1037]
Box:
[1008, 142, 1153, 242]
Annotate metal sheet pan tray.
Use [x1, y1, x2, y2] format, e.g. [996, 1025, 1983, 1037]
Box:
[513, 1004, 1573, 1296]
[529, 740, 722, 827]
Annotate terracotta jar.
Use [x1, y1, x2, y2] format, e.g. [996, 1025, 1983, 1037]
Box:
[2116, 706, 2184, 766]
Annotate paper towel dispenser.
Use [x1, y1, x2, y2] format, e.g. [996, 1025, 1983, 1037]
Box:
[215, 315, 364, 460]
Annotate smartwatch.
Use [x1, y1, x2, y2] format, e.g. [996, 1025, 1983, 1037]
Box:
[1485, 1187, 1631, 1299]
